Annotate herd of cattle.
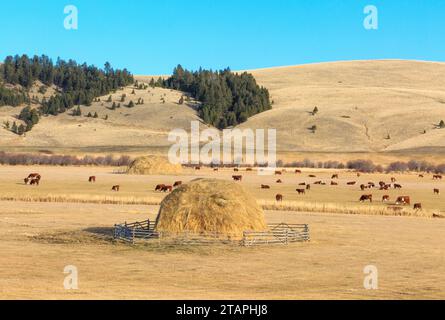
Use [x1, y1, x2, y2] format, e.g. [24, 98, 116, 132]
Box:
[22, 169, 443, 211]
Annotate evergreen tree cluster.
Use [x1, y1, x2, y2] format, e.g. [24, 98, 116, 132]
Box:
[0, 54, 134, 116]
[162, 65, 272, 129]
[0, 85, 29, 107]
[18, 106, 39, 132]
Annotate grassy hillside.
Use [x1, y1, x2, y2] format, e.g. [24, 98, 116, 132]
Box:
[1, 60, 444, 158]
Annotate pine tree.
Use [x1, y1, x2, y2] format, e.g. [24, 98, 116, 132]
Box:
[312, 106, 319, 116]
[93, 112, 98, 118]
[107, 95, 112, 102]
[11, 122, 18, 134]
[127, 100, 135, 108]
[439, 120, 445, 128]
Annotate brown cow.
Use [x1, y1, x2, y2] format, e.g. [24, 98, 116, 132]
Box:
[195, 166, 201, 170]
[232, 175, 243, 181]
[331, 174, 339, 179]
[359, 194, 373, 203]
[295, 170, 302, 174]
[261, 184, 270, 189]
[391, 177, 397, 183]
[434, 188, 440, 195]
[306, 184, 311, 190]
[382, 195, 390, 202]
[234, 168, 239, 172]
[360, 184, 367, 191]
[298, 182, 306, 186]
[30, 178, 40, 186]
[173, 181, 182, 187]
[368, 182, 375, 188]
[433, 174, 443, 180]
[276, 179, 283, 184]
[309, 175, 316, 178]
[331, 181, 338, 186]
[155, 184, 166, 191]
[296, 189, 306, 194]
[419, 174, 424, 178]
[347, 181, 357, 186]
[246, 168, 253, 172]
[275, 170, 282, 175]
[396, 196, 411, 205]
[276, 194, 283, 202]
[213, 168, 219, 171]
[413, 203, 422, 210]
[161, 185, 173, 192]
[89, 176, 96, 183]
[393, 184, 402, 189]
[314, 181, 323, 185]
[112, 185, 120, 192]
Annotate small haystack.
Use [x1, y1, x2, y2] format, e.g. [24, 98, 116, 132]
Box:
[127, 155, 182, 175]
[155, 178, 268, 238]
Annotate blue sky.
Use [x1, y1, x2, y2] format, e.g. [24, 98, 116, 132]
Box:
[0, 0, 443, 74]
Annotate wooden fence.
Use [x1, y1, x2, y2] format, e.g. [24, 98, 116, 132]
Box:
[114, 219, 310, 246]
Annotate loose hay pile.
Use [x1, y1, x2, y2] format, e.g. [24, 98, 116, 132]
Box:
[127, 155, 182, 175]
[155, 178, 268, 239]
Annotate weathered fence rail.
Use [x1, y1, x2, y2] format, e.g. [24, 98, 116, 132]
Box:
[113, 220, 310, 246]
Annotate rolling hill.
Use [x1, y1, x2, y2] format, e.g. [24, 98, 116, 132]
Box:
[1, 60, 444, 158]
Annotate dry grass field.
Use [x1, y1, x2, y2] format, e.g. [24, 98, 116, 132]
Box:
[0, 166, 444, 299]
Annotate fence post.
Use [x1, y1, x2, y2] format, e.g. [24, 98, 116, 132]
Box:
[285, 228, 289, 245]
[132, 227, 135, 245]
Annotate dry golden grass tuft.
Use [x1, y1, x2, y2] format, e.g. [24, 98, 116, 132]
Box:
[259, 200, 435, 218]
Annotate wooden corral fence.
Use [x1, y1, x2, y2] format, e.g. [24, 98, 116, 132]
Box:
[114, 219, 310, 246]
[242, 223, 310, 246]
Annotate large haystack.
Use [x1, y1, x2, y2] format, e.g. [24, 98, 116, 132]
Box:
[127, 155, 182, 175]
[155, 178, 267, 238]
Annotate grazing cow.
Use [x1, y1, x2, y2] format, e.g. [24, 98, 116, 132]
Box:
[394, 184, 402, 189]
[347, 181, 357, 186]
[296, 189, 306, 194]
[391, 177, 397, 183]
[433, 174, 443, 180]
[173, 181, 182, 187]
[434, 188, 440, 195]
[30, 178, 40, 186]
[246, 168, 253, 172]
[413, 203, 422, 210]
[24, 178, 29, 185]
[331, 174, 339, 179]
[432, 213, 444, 219]
[298, 182, 306, 186]
[418, 174, 424, 178]
[359, 194, 373, 203]
[360, 184, 367, 191]
[380, 185, 390, 191]
[331, 181, 338, 186]
[382, 195, 390, 202]
[161, 185, 173, 192]
[368, 182, 376, 188]
[234, 168, 239, 172]
[306, 184, 311, 190]
[309, 175, 316, 178]
[155, 184, 165, 191]
[261, 184, 270, 189]
[275, 170, 282, 175]
[89, 176, 96, 183]
[195, 166, 201, 170]
[396, 196, 411, 205]
[276, 194, 283, 202]
[112, 185, 120, 192]
[213, 168, 219, 172]
[232, 175, 243, 181]
[357, 173, 361, 177]
[314, 181, 323, 185]
[276, 179, 283, 184]
[27, 173, 41, 180]
[295, 170, 302, 174]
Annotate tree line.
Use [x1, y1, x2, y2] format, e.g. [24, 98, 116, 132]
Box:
[155, 65, 272, 129]
[0, 54, 134, 134]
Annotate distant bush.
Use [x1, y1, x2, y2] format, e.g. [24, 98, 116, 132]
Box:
[346, 159, 377, 173]
[0, 152, 131, 166]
